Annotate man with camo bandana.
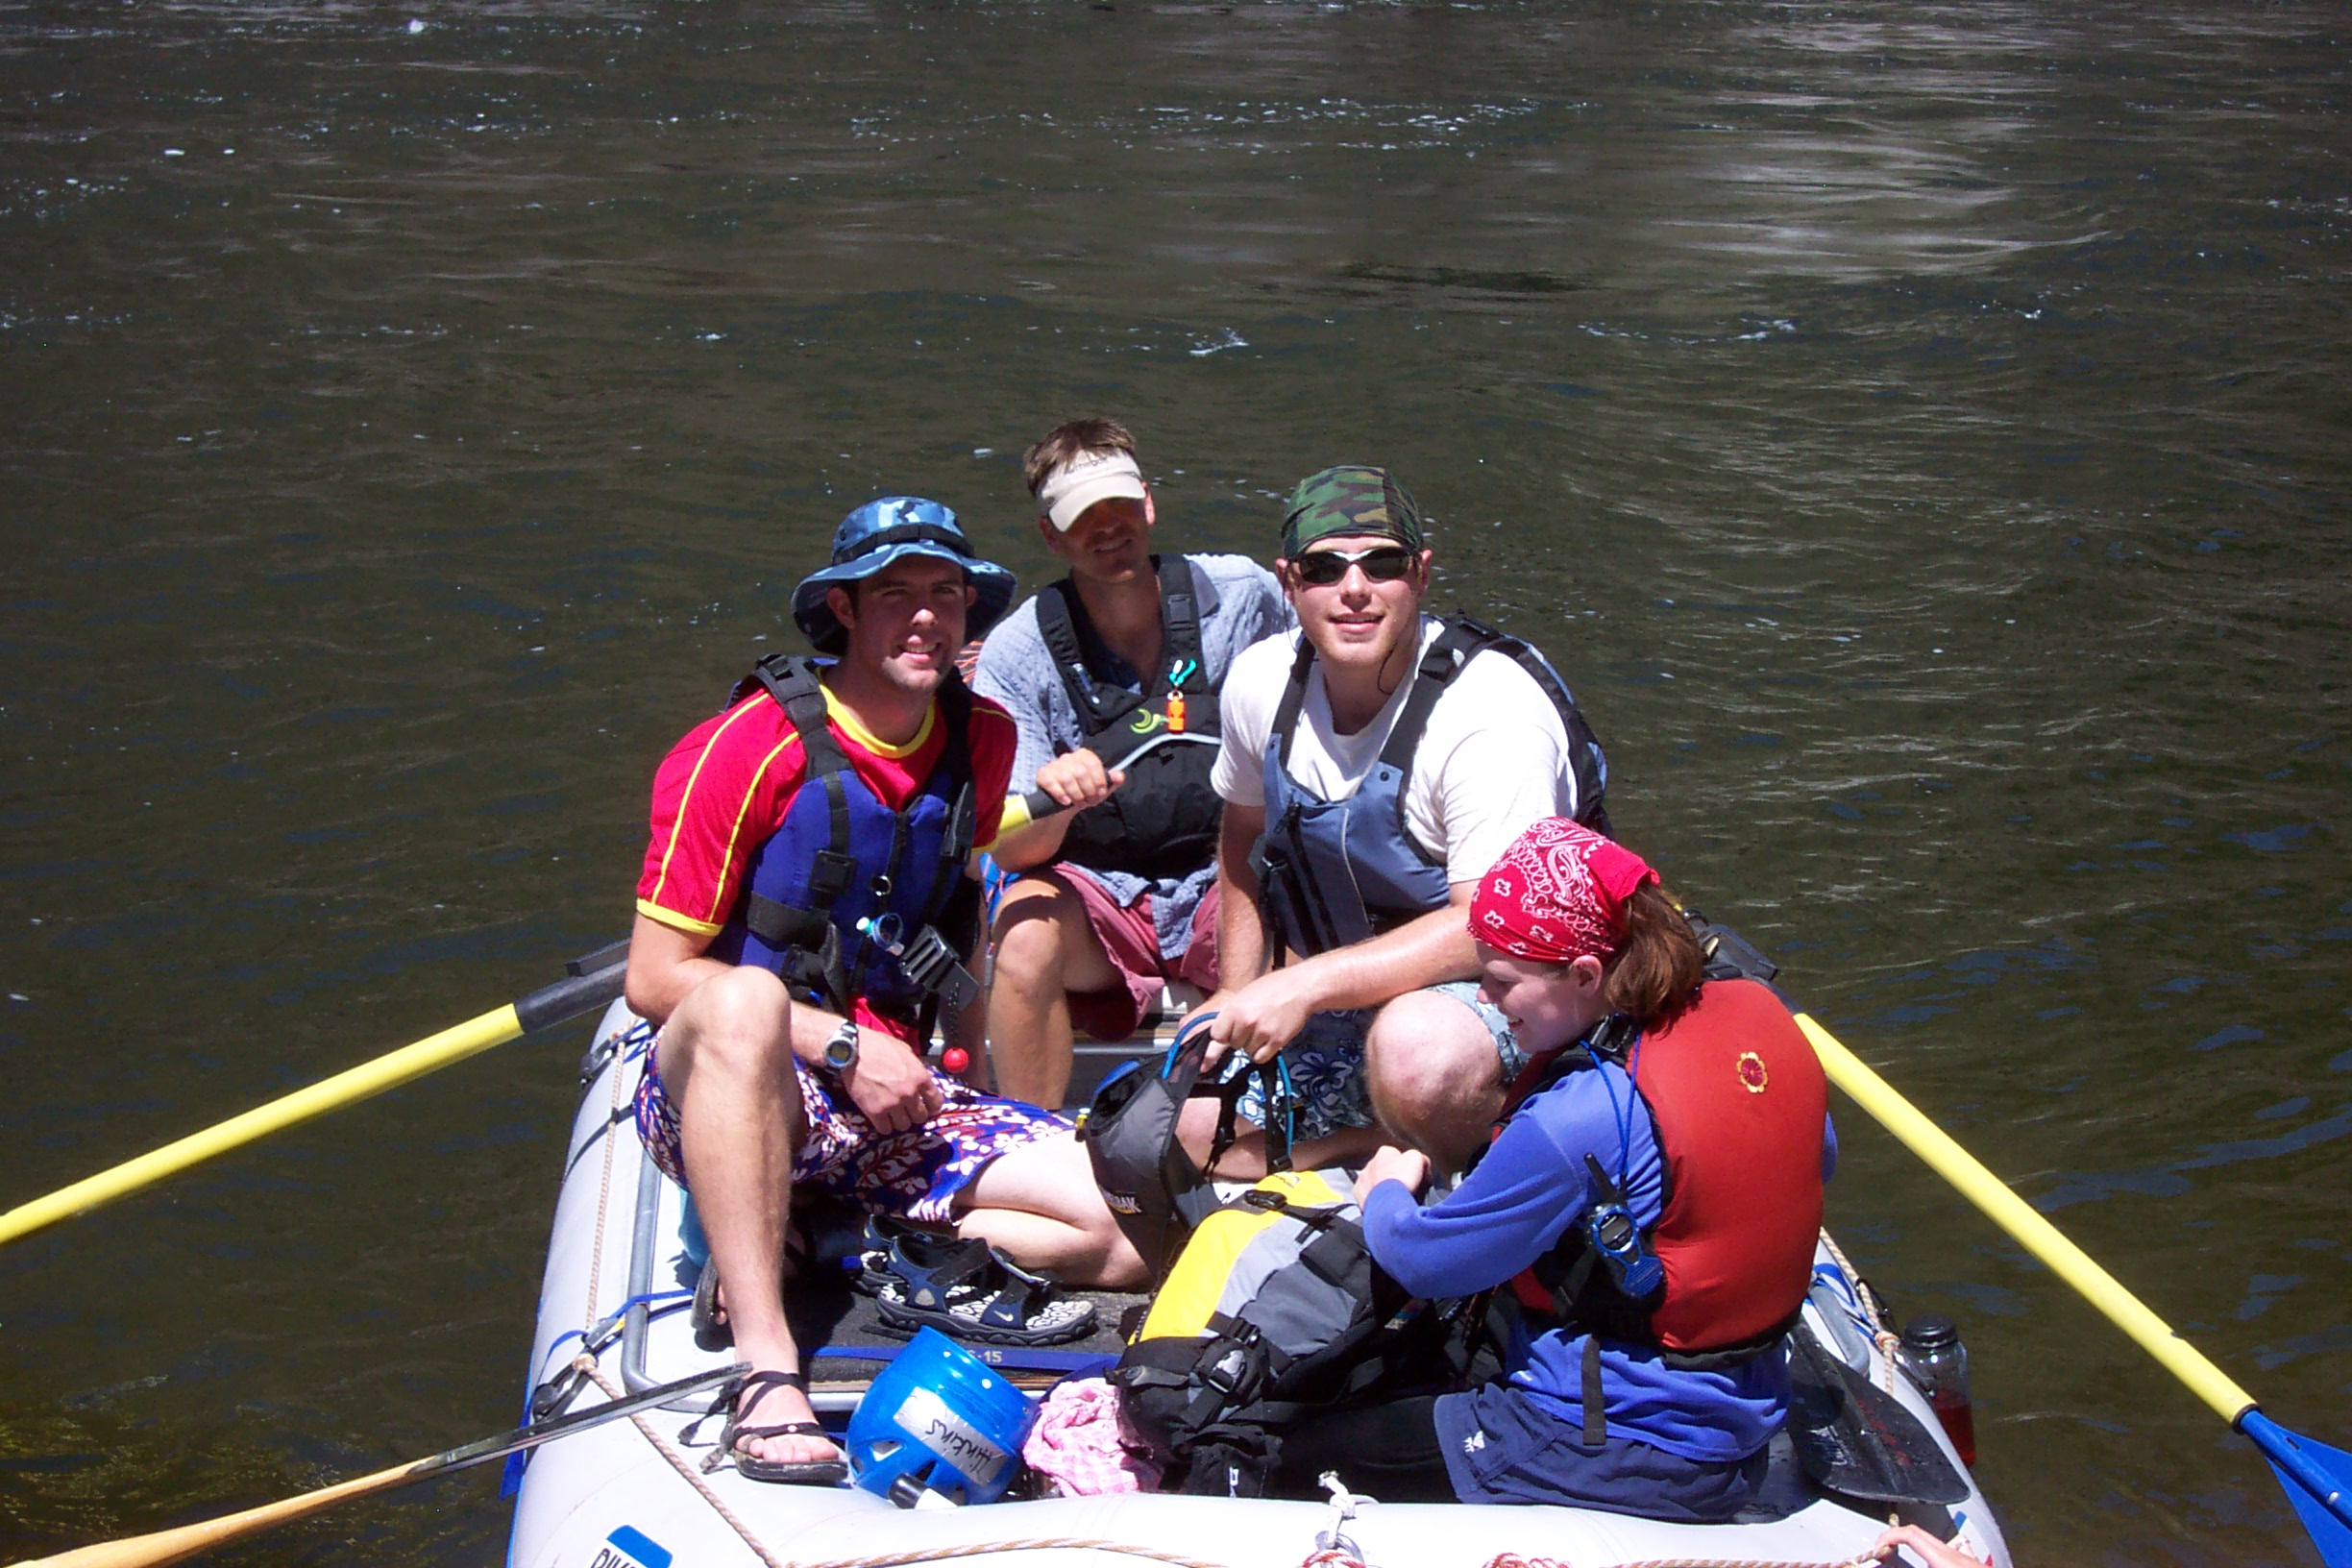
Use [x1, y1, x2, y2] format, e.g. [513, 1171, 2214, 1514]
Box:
[1190, 465, 1612, 1176]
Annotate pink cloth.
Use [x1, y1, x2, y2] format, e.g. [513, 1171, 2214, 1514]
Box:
[1021, 1378, 1164, 1497]
[1469, 817, 1659, 966]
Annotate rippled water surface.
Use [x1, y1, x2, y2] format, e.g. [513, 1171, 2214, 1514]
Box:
[3, 3, 2347, 1563]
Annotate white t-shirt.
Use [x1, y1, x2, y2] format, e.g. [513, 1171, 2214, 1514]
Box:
[1212, 618, 1578, 887]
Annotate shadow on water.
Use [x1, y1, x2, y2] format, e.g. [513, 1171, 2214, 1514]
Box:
[3, 1, 2348, 1562]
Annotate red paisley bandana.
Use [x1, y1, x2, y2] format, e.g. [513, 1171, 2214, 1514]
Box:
[1469, 818, 1660, 965]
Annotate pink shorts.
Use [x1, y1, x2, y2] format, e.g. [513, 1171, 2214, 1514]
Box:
[1037, 869, 1222, 1042]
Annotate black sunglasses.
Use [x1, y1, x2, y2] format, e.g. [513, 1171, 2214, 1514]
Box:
[1290, 545, 1417, 587]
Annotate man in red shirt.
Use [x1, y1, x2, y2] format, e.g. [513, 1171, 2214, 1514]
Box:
[624, 498, 1144, 1483]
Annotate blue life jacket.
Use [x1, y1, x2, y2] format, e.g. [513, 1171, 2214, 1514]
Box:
[1254, 617, 1609, 959]
[711, 655, 982, 1032]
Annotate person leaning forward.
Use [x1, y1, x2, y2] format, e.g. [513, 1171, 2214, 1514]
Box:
[973, 420, 1290, 1108]
[1192, 465, 1611, 1175]
[1266, 819, 1834, 1521]
[624, 497, 1145, 1485]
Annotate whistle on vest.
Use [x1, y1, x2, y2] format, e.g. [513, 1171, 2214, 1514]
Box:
[1165, 659, 1196, 734]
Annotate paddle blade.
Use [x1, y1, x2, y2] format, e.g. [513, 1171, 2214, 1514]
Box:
[2244, 1412, 2352, 1567]
[1787, 1321, 1971, 1507]
[2269, 1460, 2352, 1568]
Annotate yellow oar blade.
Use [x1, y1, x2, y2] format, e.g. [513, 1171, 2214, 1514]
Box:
[1793, 1011, 2257, 1426]
[0, 1005, 523, 1249]
[7, 1363, 745, 1568]
[12, 1461, 420, 1568]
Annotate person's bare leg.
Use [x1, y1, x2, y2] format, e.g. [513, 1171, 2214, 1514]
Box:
[954, 1132, 1147, 1287]
[985, 873, 1124, 1109]
[1174, 1095, 1385, 1181]
[660, 967, 832, 1468]
[1362, 990, 1508, 1176]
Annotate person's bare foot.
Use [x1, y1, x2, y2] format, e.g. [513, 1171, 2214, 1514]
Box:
[728, 1368, 842, 1470]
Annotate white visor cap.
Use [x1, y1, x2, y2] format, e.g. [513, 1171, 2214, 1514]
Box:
[1038, 450, 1148, 531]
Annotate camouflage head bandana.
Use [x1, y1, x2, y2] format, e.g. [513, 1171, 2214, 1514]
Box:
[1280, 464, 1426, 556]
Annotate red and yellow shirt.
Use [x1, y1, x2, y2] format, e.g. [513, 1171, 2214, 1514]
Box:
[637, 684, 1017, 939]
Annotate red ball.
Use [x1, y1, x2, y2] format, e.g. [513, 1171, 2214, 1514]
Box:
[940, 1046, 969, 1075]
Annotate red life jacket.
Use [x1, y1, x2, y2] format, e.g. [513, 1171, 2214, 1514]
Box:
[1506, 978, 1826, 1356]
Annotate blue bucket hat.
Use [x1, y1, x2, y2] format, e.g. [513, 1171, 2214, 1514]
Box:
[791, 496, 1017, 655]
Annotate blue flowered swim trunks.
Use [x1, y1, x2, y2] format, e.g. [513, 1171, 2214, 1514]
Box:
[634, 1033, 1069, 1228]
[1236, 980, 1523, 1144]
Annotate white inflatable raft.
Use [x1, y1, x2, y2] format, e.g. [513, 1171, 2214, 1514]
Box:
[509, 1002, 2012, 1568]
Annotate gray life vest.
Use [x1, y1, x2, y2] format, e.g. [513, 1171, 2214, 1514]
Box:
[1252, 617, 1609, 960]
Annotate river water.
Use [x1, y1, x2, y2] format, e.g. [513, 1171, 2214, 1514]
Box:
[2, 2, 2345, 1562]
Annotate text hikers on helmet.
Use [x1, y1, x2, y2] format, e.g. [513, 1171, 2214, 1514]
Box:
[973, 419, 1291, 1108]
[624, 496, 1146, 1485]
[1193, 463, 1612, 1174]
[1266, 817, 1838, 1521]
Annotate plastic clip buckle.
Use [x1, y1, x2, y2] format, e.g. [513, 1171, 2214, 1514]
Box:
[894, 924, 981, 1017]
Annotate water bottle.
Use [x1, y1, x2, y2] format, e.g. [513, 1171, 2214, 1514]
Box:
[1898, 1312, 1976, 1468]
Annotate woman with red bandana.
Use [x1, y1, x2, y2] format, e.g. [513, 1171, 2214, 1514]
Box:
[1266, 818, 1837, 1523]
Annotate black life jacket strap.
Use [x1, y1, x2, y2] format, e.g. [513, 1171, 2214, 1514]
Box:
[1580, 1334, 1606, 1446]
[1372, 620, 1477, 778]
[1036, 556, 1217, 739]
[902, 674, 982, 1036]
[727, 655, 980, 1019]
[921, 674, 978, 919]
[1269, 637, 1317, 770]
[1034, 581, 1130, 729]
[1652, 1311, 1803, 1372]
[1157, 552, 1208, 682]
[1196, 1060, 1292, 1179]
[741, 656, 860, 911]
[1581, 1151, 1622, 1205]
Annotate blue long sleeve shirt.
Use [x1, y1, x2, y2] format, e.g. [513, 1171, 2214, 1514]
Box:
[1361, 1059, 1838, 1463]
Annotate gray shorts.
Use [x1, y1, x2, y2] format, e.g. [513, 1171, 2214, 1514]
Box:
[1235, 980, 1523, 1144]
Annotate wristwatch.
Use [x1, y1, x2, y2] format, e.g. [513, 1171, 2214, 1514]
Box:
[821, 1019, 861, 1074]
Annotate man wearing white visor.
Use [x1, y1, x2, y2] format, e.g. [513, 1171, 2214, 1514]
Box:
[973, 419, 1289, 1107]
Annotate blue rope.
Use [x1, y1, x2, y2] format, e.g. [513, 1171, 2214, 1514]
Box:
[528, 1290, 694, 1388]
[505, 1287, 694, 1499]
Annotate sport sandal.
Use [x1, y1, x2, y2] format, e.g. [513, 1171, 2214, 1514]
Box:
[700, 1368, 847, 1485]
[859, 1224, 1097, 1346]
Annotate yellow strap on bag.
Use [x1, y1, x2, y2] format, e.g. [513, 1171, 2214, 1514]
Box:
[1134, 1169, 1353, 1342]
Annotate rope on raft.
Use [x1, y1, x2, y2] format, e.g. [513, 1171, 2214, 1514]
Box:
[776, 1544, 1897, 1568]
[588, 1359, 794, 1568]
[1816, 1226, 1905, 1395]
[783, 1541, 1239, 1568]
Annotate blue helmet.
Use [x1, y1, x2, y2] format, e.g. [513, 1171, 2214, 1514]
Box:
[791, 496, 1017, 655]
[845, 1328, 1038, 1506]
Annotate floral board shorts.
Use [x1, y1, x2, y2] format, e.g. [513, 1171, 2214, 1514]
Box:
[634, 1037, 1070, 1228]
[1235, 980, 1523, 1144]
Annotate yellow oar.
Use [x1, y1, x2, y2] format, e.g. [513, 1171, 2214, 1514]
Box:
[10, 1361, 742, 1568]
[1794, 1012, 2352, 1556]
[0, 941, 629, 1251]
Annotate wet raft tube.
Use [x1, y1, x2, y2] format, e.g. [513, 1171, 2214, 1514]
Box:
[510, 1001, 2013, 1568]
